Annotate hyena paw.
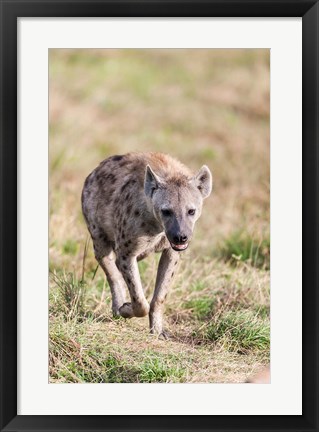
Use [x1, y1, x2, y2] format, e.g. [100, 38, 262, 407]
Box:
[112, 309, 123, 320]
[150, 327, 170, 340]
[158, 330, 170, 340]
[112, 304, 123, 318]
[119, 302, 134, 319]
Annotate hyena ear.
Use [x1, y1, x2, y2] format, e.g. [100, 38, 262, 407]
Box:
[144, 165, 163, 198]
[192, 165, 213, 199]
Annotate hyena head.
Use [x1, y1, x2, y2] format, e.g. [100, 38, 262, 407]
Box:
[144, 164, 212, 251]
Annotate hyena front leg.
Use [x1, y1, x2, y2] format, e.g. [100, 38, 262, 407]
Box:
[92, 236, 128, 317]
[97, 252, 128, 317]
[149, 248, 180, 338]
[116, 253, 150, 318]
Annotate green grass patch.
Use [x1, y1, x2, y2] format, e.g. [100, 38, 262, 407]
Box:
[254, 304, 270, 319]
[62, 239, 78, 256]
[138, 354, 185, 383]
[50, 332, 127, 382]
[217, 231, 270, 269]
[184, 297, 215, 320]
[190, 280, 208, 292]
[200, 310, 270, 353]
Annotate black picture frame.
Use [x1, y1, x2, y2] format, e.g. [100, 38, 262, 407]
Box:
[0, 1, 318, 431]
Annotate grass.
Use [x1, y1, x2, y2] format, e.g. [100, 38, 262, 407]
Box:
[50, 271, 87, 320]
[49, 49, 270, 383]
[49, 256, 270, 382]
[200, 310, 270, 353]
[183, 297, 216, 320]
[62, 239, 78, 256]
[217, 231, 270, 269]
[50, 323, 187, 383]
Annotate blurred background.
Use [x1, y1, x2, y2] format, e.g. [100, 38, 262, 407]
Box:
[49, 49, 270, 383]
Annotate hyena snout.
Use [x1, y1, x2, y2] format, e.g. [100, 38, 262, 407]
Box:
[167, 228, 193, 251]
[172, 233, 189, 244]
[165, 224, 192, 244]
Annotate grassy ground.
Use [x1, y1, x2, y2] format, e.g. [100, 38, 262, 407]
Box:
[49, 49, 270, 383]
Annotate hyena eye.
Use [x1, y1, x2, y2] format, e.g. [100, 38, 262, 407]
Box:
[161, 209, 172, 217]
[188, 209, 196, 216]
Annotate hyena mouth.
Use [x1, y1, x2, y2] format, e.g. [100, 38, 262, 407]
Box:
[170, 242, 189, 251]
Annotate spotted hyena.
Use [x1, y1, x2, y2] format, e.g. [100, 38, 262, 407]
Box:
[81, 152, 212, 337]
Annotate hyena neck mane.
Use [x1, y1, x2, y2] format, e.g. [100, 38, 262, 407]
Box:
[141, 152, 193, 182]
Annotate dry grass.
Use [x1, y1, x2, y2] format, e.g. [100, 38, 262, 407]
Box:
[49, 49, 270, 383]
